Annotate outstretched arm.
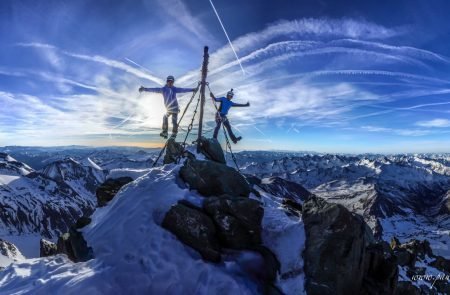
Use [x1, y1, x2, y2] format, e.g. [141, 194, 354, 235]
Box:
[232, 101, 250, 107]
[209, 92, 221, 102]
[139, 86, 163, 93]
[175, 87, 196, 93]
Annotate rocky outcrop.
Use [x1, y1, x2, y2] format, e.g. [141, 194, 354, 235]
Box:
[162, 195, 266, 263]
[0, 239, 24, 262]
[180, 159, 251, 197]
[438, 191, 450, 215]
[162, 203, 221, 262]
[40, 239, 57, 257]
[361, 242, 398, 294]
[75, 216, 92, 229]
[303, 196, 368, 295]
[56, 227, 93, 262]
[430, 255, 450, 273]
[302, 196, 398, 295]
[389, 237, 450, 294]
[395, 281, 420, 295]
[163, 139, 185, 164]
[203, 195, 263, 249]
[162, 196, 278, 293]
[197, 137, 226, 164]
[96, 177, 133, 207]
[390, 237, 434, 269]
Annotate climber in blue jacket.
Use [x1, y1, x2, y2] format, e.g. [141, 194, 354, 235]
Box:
[210, 89, 250, 144]
[139, 75, 196, 139]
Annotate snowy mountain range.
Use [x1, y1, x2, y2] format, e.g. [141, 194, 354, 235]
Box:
[0, 153, 108, 258]
[237, 152, 450, 256]
[0, 146, 448, 293]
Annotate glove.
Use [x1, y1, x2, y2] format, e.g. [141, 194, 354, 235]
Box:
[246, 102, 250, 107]
[139, 86, 145, 93]
[210, 92, 214, 98]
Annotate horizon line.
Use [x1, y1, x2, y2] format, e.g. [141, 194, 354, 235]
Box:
[1, 145, 448, 155]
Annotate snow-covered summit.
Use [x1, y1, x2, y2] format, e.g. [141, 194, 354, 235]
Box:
[0, 164, 306, 294]
[0, 152, 33, 176]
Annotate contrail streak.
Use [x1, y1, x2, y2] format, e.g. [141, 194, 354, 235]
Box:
[125, 57, 156, 75]
[208, 0, 246, 75]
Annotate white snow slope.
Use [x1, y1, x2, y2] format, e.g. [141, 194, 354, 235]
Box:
[0, 164, 305, 295]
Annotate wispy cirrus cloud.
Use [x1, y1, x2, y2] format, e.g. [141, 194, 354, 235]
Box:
[178, 18, 409, 84]
[416, 119, 450, 128]
[16, 42, 165, 85]
[154, 0, 214, 42]
[361, 125, 434, 136]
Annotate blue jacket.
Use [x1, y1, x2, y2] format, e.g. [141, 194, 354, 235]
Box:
[213, 97, 248, 116]
[143, 86, 194, 112]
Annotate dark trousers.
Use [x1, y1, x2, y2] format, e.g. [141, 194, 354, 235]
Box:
[162, 112, 178, 134]
[213, 113, 237, 141]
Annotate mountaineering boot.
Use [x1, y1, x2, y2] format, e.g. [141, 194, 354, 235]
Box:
[170, 133, 177, 139]
[232, 136, 242, 144]
[160, 131, 168, 139]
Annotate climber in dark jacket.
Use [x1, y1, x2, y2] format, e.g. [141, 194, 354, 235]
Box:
[210, 89, 250, 144]
[139, 75, 196, 138]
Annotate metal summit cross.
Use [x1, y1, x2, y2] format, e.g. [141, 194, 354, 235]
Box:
[197, 46, 209, 152]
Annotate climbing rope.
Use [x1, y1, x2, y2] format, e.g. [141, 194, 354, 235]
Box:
[206, 83, 241, 172]
[175, 89, 202, 164]
[181, 91, 201, 148]
[152, 84, 200, 167]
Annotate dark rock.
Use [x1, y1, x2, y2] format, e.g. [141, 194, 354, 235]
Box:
[163, 138, 184, 164]
[56, 227, 94, 262]
[364, 223, 377, 247]
[251, 188, 262, 199]
[253, 245, 281, 284]
[419, 284, 439, 295]
[264, 284, 284, 295]
[399, 239, 434, 260]
[362, 243, 398, 295]
[96, 177, 133, 207]
[430, 256, 450, 274]
[180, 159, 251, 198]
[56, 233, 75, 261]
[302, 196, 368, 295]
[75, 216, 92, 229]
[203, 195, 263, 249]
[395, 281, 420, 295]
[406, 267, 426, 278]
[303, 196, 398, 295]
[40, 239, 57, 257]
[244, 174, 262, 186]
[390, 237, 417, 267]
[438, 191, 449, 215]
[394, 248, 416, 267]
[281, 199, 302, 217]
[197, 137, 226, 164]
[434, 278, 450, 294]
[162, 203, 221, 262]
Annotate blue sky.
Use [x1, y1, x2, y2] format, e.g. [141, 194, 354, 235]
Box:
[0, 0, 450, 153]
